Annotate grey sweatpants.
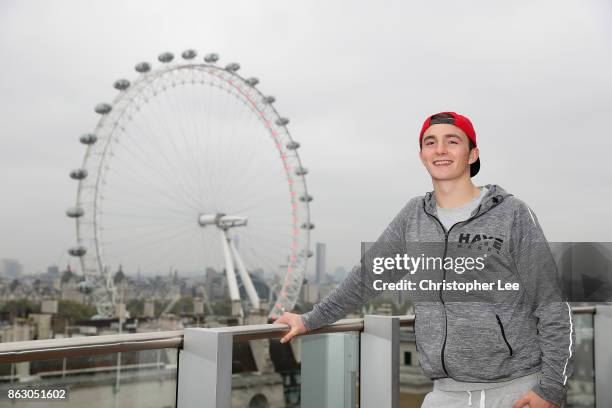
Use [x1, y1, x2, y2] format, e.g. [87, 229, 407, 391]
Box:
[421, 372, 546, 408]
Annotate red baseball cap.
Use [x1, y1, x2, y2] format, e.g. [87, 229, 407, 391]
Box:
[419, 111, 480, 177]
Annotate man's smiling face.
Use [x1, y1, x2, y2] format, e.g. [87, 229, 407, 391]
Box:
[419, 123, 479, 181]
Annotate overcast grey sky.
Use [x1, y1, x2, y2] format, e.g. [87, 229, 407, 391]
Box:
[1, 0, 611, 276]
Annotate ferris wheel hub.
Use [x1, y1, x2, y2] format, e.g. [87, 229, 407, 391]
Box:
[198, 213, 248, 229]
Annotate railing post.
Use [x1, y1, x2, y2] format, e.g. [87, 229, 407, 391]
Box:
[177, 328, 233, 408]
[360, 315, 399, 408]
[594, 304, 612, 407]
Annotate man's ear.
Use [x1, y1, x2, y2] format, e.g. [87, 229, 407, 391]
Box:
[468, 146, 479, 165]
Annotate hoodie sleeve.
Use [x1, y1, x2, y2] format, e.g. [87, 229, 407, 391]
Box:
[300, 199, 414, 331]
[509, 201, 575, 407]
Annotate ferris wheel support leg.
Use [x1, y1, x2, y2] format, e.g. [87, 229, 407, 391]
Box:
[220, 229, 243, 317]
[228, 237, 260, 310]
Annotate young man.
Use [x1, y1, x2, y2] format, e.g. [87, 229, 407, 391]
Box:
[274, 112, 575, 408]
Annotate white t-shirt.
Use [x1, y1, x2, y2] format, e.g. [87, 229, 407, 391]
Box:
[435, 186, 488, 231]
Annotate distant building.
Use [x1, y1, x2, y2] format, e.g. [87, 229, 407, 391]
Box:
[144, 301, 155, 318]
[301, 280, 319, 304]
[315, 243, 326, 284]
[333, 266, 348, 282]
[60, 266, 86, 304]
[41, 299, 58, 314]
[252, 268, 265, 279]
[205, 268, 227, 301]
[0, 259, 23, 279]
[46, 265, 60, 277]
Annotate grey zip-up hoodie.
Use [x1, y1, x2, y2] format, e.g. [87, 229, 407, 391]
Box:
[301, 184, 575, 406]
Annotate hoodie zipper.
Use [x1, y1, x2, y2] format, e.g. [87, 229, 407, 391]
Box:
[422, 195, 504, 377]
[495, 314, 513, 356]
[424, 209, 475, 376]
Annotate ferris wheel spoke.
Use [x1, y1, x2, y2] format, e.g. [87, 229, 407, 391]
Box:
[111, 130, 207, 213]
[223, 91, 267, 199]
[215, 90, 251, 192]
[213, 82, 242, 206]
[191, 77, 219, 202]
[113, 121, 185, 186]
[102, 158, 203, 215]
[201, 81, 227, 210]
[98, 193, 196, 219]
[159, 79, 207, 204]
[103, 223, 197, 258]
[189, 80, 230, 209]
[197, 228, 224, 268]
[101, 201, 194, 223]
[241, 234, 288, 276]
[227, 178, 289, 217]
[242, 226, 290, 254]
[101, 220, 195, 244]
[225, 146, 288, 207]
[128, 227, 201, 274]
[243, 235, 292, 257]
[100, 217, 192, 232]
[204, 77, 220, 209]
[130, 87, 207, 209]
[184, 78, 210, 206]
[110, 125, 204, 211]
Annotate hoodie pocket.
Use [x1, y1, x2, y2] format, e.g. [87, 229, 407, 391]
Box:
[443, 303, 514, 381]
[413, 303, 446, 377]
[495, 314, 513, 356]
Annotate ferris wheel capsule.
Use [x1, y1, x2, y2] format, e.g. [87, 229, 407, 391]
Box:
[299, 194, 313, 202]
[275, 117, 289, 126]
[95, 103, 112, 114]
[113, 79, 130, 91]
[263, 96, 276, 104]
[294, 167, 308, 176]
[69, 168, 88, 180]
[225, 63, 240, 72]
[204, 53, 219, 63]
[79, 133, 97, 145]
[245, 77, 259, 86]
[286, 141, 300, 150]
[66, 206, 84, 218]
[181, 49, 197, 60]
[135, 62, 151, 73]
[300, 249, 314, 258]
[78, 280, 93, 293]
[68, 246, 87, 257]
[158, 52, 174, 63]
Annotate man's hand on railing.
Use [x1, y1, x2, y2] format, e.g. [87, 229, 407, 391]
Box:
[272, 312, 310, 343]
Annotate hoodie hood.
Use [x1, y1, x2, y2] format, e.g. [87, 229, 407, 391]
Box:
[423, 184, 514, 218]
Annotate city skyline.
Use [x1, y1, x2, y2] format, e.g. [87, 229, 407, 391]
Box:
[1, 0, 612, 277]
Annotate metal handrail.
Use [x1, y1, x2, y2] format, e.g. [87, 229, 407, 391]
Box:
[0, 330, 183, 364]
[0, 306, 596, 364]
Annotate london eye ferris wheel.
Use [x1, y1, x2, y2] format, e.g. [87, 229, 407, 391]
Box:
[66, 50, 314, 319]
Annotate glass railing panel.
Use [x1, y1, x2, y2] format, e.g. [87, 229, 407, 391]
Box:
[230, 331, 360, 408]
[398, 325, 428, 408]
[0, 348, 178, 408]
[566, 311, 595, 408]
